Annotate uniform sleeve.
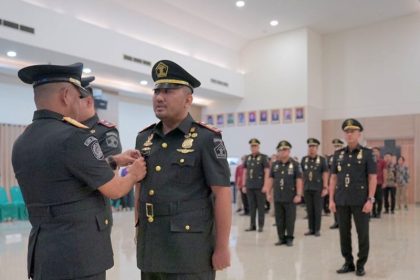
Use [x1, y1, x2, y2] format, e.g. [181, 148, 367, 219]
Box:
[201, 133, 231, 187]
[295, 161, 303, 178]
[98, 128, 122, 157]
[321, 156, 328, 173]
[262, 155, 269, 168]
[366, 149, 377, 175]
[243, 157, 248, 168]
[300, 157, 305, 171]
[269, 164, 275, 178]
[330, 152, 339, 174]
[64, 131, 115, 191]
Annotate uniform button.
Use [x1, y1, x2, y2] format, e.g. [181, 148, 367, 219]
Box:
[148, 189, 155, 196]
[361, 186, 364, 189]
[148, 217, 154, 223]
[179, 158, 185, 164]
[155, 165, 162, 172]
[347, 163, 351, 167]
[105, 219, 109, 225]
[185, 225, 191, 231]
[162, 143, 168, 148]
[281, 187, 284, 190]
[281, 171, 285, 174]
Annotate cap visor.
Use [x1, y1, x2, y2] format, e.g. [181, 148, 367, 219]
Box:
[154, 83, 185, 90]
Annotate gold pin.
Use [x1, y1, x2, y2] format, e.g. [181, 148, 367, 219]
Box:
[179, 158, 185, 163]
[191, 133, 198, 138]
[148, 189, 155, 196]
[161, 143, 168, 148]
[105, 219, 109, 225]
[182, 138, 194, 149]
[155, 166, 162, 172]
[185, 225, 191, 231]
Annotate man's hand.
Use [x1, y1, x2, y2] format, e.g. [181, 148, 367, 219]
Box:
[114, 149, 141, 166]
[362, 200, 373, 213]
[212, 246, 231, 271]
[293, 195, 302, 204]
[126, 157, 147, 181]
[329, 201, 336, 213]
[242, 187, 247, 194]
[321, 188, 328, 197]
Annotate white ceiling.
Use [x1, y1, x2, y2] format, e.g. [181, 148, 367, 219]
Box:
[21, 0, 420, 51]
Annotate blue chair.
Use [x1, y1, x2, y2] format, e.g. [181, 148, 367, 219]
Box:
[10, 186, 28, 220]
[0, 187, 19, 222]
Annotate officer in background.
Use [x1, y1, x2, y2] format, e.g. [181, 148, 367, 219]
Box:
[267, 140, 303, 246]
[243, 138, 270, 232]
[301, 138, 329, 237]
[78, 77, 126, 212]
[328, 138, 344, 229]
[329, 119, 377, 277]
[12, 63, 147, 280]
[135, 60, 231, 279]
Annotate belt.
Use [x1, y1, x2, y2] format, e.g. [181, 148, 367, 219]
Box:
[28, 195, 106, 218]
[141, 197, 212, 221]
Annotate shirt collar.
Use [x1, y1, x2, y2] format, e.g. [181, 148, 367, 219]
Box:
[345, 144, 362, 153]
[33, 109, 64, 121]
[82, 113, 99, 128]
[154, 113, 194, 137]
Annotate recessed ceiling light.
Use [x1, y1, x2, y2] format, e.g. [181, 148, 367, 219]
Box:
[236, 1, 245, 8]
[83, 68, 92, 74]
[140, 80, 148, 86]
[270, 20, 279, 27]
[7, 51, 17, 57]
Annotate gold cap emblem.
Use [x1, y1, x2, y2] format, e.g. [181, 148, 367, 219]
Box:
[155, 62, 168, 78]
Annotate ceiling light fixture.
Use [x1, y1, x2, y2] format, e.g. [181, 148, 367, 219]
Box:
[140, 80, 148, 86]
[270, 20, 279, 27]
[236, 1, 245, 8]
[7, 51, 17, 57]
[83, 68, 92, 74]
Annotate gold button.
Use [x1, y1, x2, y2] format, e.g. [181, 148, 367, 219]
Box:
[361, 186, 364, 189]
[179, 158, 185, 163]
[155, 166, 161, 172]
[105, 219, 109, 225]
[148, 217, 154, 223]
[148, 189, 155, 196]
[185, 225, 191, 231]
[281, 171, 284, 174]
[347, 163, 351, 167]
[162, 143, 168, 148]
[281, 187, 284, 190]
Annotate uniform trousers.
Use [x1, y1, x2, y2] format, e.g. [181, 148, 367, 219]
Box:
[247, 189, 265, 228]
[336, 205, 370, 268]
[274, 202, 296, 240]
[141, 271, 215, 280]
[304, 190, 322, 233]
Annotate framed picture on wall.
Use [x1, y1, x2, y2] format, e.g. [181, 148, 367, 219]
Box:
[271, 109, 281, 124]
[216, 114, 224, 127]
[283, 108, 293, 123]
[226, 113, 235, 126]
[206, 114, 214, 125]
[237, 112, 246, 126]
[259, 110, 268, 124]
[248, 111, 257, 125]
[295, 106, 305, 122]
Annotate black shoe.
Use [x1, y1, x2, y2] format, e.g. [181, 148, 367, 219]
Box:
[240, 212, 249, 216]
[376, 214, 381, 218]
[330, 223, 339, 229]
[286, 239, 293, 247]
[258, 228, 263, 232]
[236, 208, 242, 213]
[384, 210, 389, 214]
[356, 267, 366, 276]
[314, 231, 321, 237]
[275, 240, 287, 246]
[245, 227, 256, 232]
[304, 231, 314, 236]
[391, 210, 395, 214]
[336, 263, 355, 274]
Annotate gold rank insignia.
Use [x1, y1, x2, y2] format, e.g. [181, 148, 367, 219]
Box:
[191, 132, 198, 138]
[182, 138, 194, 149]
[144, 133, 154, 147]
[309, 171, 313, 181]
[357, 150, 363, 160]
[62, 117, 89, 129]
[155, 62, 168, 78]
[190, 127, 196, 133]
[338, 165, 342, 172]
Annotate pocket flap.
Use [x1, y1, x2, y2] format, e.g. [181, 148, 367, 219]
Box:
[170, 213, 205, 233]
[171, 155, 195, 167]
[95, 211, 111, 231]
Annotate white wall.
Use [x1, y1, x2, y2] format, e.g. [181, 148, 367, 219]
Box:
[323, 13, 420, 119]
[204, 28, 310, 159]
[0, 79, 35, 125]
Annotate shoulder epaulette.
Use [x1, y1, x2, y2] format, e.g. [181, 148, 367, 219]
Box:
[98, 119, 116, 128]
[196, 122, 221, 134]
[140, 123, 156, 133]
[62, 117, 89, 129]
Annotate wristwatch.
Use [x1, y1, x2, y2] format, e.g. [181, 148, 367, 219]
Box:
[367, 197, 375, 203]
[107, 156, 118, 170]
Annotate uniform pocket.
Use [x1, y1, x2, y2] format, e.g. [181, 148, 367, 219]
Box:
[170, 155, 196, 184]
[170, 210, 207, 233]
[95, 210, 111, 231]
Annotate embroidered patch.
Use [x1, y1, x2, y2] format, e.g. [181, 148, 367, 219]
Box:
[91, 141, 104, 160]
[214, 138, 227, 159]
[105, 132, 119, 148]
[84, 136, 97, 146]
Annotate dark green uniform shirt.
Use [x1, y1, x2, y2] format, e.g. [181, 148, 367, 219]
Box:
[270, 158, 302, 202]
[244, 153, 269, 189]
[301, 155, 328, 191]
[12, 109, 115, 279]
[135, 114, 230, 273]
[331, 144, 376, 206]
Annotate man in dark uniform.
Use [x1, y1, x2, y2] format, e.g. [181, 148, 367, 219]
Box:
[243, 138, 270, 232]
[267, 140, 303, 246]
[12, 63, 147, 280]
[79, 77, 125, 213]
[135, 60, 231, 280]
[329, 119, 377, 277]
[301, 138, 329, 237]
[328, 138, 344, 229]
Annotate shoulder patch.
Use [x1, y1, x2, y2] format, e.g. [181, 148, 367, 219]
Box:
[98, 119, 116, 128]
[196, 122, 221, 134]
[140, 123, 156, 133]
[62, 117, 89, 129]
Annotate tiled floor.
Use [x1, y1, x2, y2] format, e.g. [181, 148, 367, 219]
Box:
[1, 206, 419, 279]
